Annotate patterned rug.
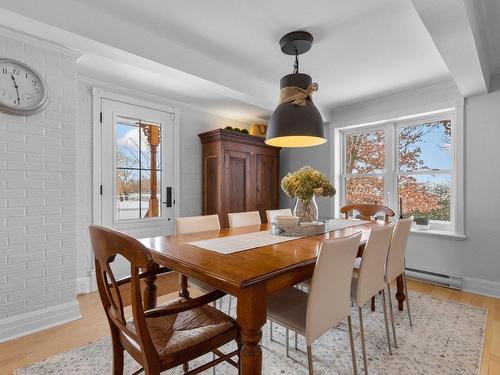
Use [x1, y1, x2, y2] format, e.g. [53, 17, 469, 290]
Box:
[15, 291, 486, 375]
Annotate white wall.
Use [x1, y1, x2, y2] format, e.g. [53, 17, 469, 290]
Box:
[280, 79, 500, 297]
[0, 31, 81, 342]
[279, 138, 332, 216]
[75, 80, 249, 292]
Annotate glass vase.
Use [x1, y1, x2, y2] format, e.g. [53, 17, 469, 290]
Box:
[294, 196, 319, 223]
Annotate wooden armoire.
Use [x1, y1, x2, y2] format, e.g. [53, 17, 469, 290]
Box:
[198, 129, 281, 228]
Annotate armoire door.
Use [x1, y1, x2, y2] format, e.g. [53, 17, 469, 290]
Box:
[222, 148, 252, 228]
[256, 153, 279, 222]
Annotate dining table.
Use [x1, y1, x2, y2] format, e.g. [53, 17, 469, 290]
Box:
[139, 220, 406, 375]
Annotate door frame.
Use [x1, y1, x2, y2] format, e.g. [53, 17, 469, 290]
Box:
[91, 87, 181, 227]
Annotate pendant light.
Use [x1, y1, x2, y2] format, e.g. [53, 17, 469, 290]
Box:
[265, 31, 326, 148]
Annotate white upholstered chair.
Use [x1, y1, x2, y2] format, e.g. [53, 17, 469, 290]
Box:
[351, 223, 394, 374]
[265, 209, 294, 343]
[175, 214, 220, 234]
[385, 217, 414, 348]
[267, 233, 362, 375]
[228, 211, 261, 228]
[265, 208, 292, 223]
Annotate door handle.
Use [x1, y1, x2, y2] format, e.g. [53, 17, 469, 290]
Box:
[164, 187, 172, 207]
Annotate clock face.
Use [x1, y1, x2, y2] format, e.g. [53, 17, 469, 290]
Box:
[0, 59, 48, 115]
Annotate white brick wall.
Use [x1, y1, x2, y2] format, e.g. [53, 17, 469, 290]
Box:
[0, 32, 79, 329]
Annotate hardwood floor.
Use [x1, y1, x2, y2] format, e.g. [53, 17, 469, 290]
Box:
[1, 278, 499, 374]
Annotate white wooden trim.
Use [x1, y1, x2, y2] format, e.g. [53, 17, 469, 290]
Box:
[91, 87, 175, 114]
[0, 25, 82, 58]
[330, 126, 342, 219]
[79, 76, 252, 125]
[0, 301, 81, 343]
[91, 88, 101, 226]
[173, 107, 182, 218]
[330, 80, 460, 128]
[332, 107, 464, 235]
[453, 98, 465, 236]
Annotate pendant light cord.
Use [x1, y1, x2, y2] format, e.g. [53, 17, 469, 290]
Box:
[293, 49, 299, 74]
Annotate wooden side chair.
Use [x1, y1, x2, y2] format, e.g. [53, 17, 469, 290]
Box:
[340, 203, 395, 224]
[228, 211, 261, 228]
[89, 225, 241, 375]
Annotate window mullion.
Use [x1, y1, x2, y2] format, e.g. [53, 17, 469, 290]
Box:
[384, 123, 396, 211]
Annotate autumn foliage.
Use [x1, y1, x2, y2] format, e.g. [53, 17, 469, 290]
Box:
[345, 121, 451, 220]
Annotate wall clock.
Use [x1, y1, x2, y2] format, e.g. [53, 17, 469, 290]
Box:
[0, 58, 49, 116]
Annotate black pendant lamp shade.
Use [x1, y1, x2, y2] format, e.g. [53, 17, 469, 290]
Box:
[265, 31, 326, 148]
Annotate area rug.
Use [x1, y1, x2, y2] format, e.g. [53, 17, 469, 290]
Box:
[15, 291, 487, 375]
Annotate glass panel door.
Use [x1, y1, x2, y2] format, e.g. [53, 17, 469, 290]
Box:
[101, 99, 175, 239]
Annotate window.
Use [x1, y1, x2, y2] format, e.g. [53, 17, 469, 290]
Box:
[345, 129, 385, 205]
[398, 120, 451, 223]
[115, 117, 162, 221]
[339, 110, 461, 234]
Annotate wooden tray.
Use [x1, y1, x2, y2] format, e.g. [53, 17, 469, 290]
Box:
[272, 222, 328, 237]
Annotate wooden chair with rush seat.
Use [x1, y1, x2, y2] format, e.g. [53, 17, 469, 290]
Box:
[89, 225, 241, 375]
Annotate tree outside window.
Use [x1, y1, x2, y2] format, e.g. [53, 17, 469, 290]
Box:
[343, 118, 452, 222]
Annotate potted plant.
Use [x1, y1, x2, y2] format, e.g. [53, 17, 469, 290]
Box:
[281, 166, 336, 223]
[414, 217, 430, 230]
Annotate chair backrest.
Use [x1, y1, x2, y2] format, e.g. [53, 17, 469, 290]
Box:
[88, 225, 159, 363]
[386, 217, 413, 283]
[266, 208, 292, 223]
[356, 223, 395, 306]
[306, 232, 362, 344]
[340, 203, 395, 223]
[228, 211, 261, 228]
[175, 214, 220, 234]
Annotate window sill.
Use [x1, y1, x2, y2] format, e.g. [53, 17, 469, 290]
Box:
[410, 228, 466, 240]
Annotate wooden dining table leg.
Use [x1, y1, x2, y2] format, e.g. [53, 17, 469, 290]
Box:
[396, 275, 405, 311]
[237, 283, 267, 375]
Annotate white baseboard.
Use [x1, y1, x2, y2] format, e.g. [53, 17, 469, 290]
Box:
[462, 277, 500, 299]
[76, 271, 97, 295]
[0, 300, 81, 343]
[76, 276, 91, 295]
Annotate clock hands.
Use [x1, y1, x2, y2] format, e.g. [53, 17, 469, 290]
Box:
[10, 73, 20, 105]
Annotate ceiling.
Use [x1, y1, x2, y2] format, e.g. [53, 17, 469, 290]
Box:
[0, 0, 498, 122]
[74, 0, 451, 107]
[479, 0, 500, 75]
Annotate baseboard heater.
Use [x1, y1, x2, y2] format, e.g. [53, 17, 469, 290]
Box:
[405, 267, 462, 290]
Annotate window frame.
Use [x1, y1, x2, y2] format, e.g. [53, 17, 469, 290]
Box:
[341, 125, 390, 213]
[337, 108, 464, 236]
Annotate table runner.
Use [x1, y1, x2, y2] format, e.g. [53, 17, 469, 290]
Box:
[187, 219, 370, 254]
[187, 231, 300, 254]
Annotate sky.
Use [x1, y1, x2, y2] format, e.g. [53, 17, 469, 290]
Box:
[401, 122, 451, 171]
